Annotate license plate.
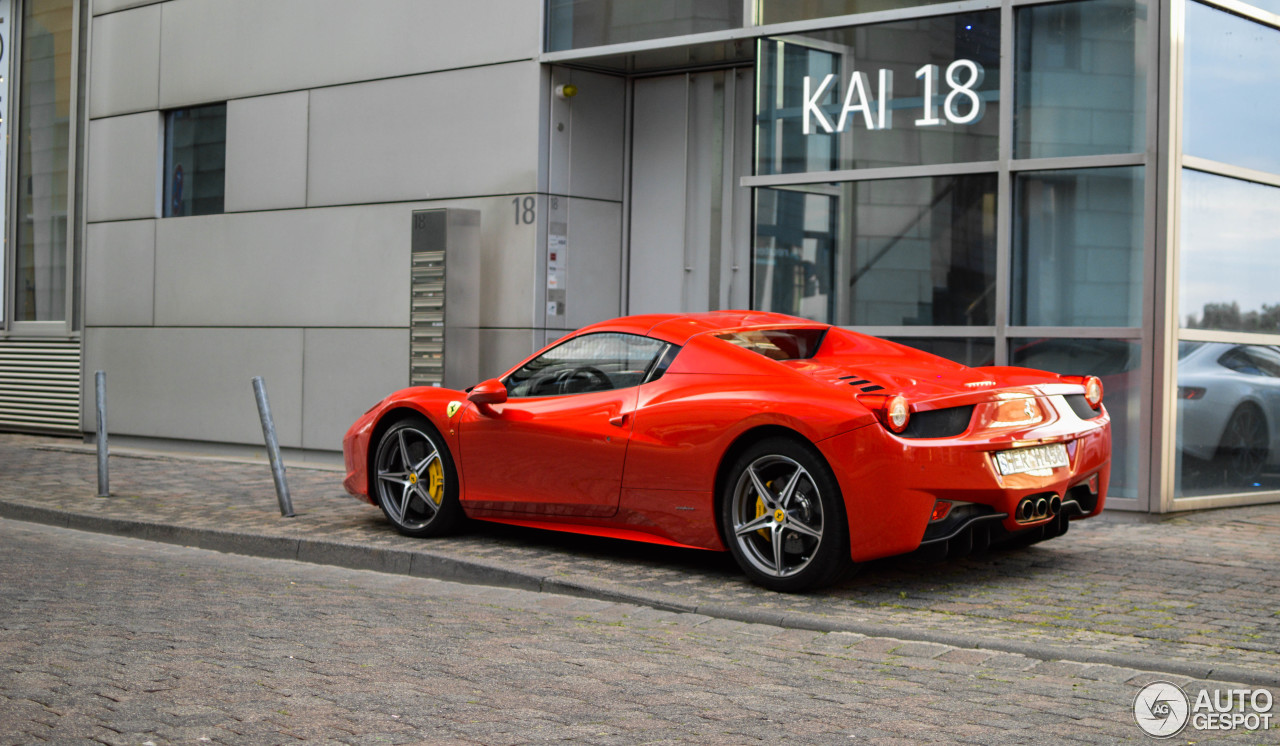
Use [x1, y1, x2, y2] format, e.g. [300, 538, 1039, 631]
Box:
[994, 443, 1069, 476]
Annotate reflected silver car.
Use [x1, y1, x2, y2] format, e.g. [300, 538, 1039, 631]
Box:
[1177, 341, 1280, 485]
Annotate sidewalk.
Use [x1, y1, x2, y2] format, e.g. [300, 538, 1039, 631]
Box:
[2, 432, 1278, 688]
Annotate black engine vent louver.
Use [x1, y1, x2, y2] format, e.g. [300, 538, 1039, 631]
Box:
[839, 375, 884, 393]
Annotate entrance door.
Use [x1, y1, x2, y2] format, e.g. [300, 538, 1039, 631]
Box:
[628, 69, 754, 314]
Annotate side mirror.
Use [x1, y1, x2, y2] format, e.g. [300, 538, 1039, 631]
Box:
[467, 378, 508, 406]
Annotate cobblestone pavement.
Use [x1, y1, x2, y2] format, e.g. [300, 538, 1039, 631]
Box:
[1, 433, 1279, 687]
[1, 519, 1275, 745]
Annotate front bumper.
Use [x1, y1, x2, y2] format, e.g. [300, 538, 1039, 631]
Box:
[342, 408, 378, 504]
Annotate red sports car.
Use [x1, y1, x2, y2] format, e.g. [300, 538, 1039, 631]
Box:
[343, 311, 1111, 591]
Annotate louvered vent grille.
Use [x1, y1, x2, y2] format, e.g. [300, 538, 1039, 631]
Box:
[0, 339, 82, 433]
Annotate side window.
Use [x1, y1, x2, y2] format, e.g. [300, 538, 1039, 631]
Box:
[505, 333, 667, 397]
[1217, 346, 1280, 378]
[1244, 347, 1280, 378]
[645, 344, 681, 383]
[163, 103, 227, 217]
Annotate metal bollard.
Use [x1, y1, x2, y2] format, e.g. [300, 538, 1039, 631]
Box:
[95, 370, 109, 497]
[252, 376, 295, 518]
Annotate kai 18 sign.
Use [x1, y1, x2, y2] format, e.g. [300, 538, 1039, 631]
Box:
[803, 60, 988, 134]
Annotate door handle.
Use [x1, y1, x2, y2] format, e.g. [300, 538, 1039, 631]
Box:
[609, 412, 629, 427]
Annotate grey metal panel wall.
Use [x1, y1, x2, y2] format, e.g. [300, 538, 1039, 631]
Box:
[93, 0, 164, 14]
[0, 340, 83, 434]
[306, 63, 542, 207]
[548, 69, 626, 202]
[85, 220, 156, 326]
[82, 327, 305, 446]
[564, 198, 623, 330]
[155, 0, 539, 107]
[152, 206, 412, 328]
[86, 112, 160, 222]
[89, 4, 160, 118]
[225, 92, 310, 212]
[80, 0, 555, 453]
[301, 329, 409, 451]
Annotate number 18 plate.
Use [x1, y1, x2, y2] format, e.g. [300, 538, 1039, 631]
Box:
[994, 443, 1069, 476]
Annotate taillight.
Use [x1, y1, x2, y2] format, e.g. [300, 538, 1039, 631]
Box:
[1178, 386, 1205, 400]
[1083, 376, 1103, 409]
[885, 395, 910, 433]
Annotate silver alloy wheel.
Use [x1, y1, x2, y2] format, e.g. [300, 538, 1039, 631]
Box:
[374, 426, 445, 531]
[728, 454, 825, 578]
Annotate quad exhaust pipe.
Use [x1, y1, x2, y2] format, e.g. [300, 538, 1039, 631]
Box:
[1017, 494, 1061, 522]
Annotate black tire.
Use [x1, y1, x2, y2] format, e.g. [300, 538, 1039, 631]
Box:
[1214, 404, 1268, 487]
[719, 437, 853, 592]
[370, 415, 464, 537]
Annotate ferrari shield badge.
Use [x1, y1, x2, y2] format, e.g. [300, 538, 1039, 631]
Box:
[446, 401, 462, 418]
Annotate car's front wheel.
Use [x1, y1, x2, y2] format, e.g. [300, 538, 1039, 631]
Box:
[720, 437, 853, 592]
[371, 415, 464, 537]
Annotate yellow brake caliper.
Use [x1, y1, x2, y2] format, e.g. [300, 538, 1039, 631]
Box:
[427, 459, 445, 505]
[755, 480, 774, 540]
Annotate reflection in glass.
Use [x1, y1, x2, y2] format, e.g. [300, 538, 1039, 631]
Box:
[756, 13, 999, 175]
[885, 337, 994, 367]
[163, 105, 226, 218]
[1012, 167, 1144, 327]
[755, 174, 997, 326]
[1180, 170, 1280, 333]
[1011, 338, 1141, 498]
[1176, 342, 1280, 496]
[545, 0, 742, 51]
[1014, 0, 1148, 159]
[758, 0, 960, 24]
[14, 0, 74, 321]
[1183, 3, 1280, 175]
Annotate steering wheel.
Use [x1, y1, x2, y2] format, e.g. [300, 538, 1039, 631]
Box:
[568, 366, 610, 392]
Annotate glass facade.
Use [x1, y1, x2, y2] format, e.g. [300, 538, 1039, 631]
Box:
[546, 0, 742, 51]
[13, 0, 74, 322]
[1175, 341, 1280, 497]
[1179, 171, 1280, 334]
[539, 0, 1280, 511]
[1014, 0, 1148, 159]
[757, 0, 958, 25]
[1175, 5, 1280, 501]
[755, 175, 997, 327]
[756, 13, 999, 175]
[1182, 2, 1280, 175]
[886, 337, 993, 368]
[163, 104, 226, 218]
[1012, 167, 1144, 327]
[752, 1, 1151, 507]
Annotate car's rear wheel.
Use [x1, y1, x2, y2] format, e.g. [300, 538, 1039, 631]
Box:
[371, 415, 464, 537]
[720, 437, 853, 592]
[1215, 404, 1268, 486]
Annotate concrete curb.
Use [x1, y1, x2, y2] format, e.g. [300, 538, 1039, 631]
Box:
[3, 499, 1276, 689]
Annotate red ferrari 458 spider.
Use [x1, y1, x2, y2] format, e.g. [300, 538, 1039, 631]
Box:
[343, 311, 1111, 591]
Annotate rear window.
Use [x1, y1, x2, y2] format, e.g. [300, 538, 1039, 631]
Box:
[715, 328, 827, 361]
